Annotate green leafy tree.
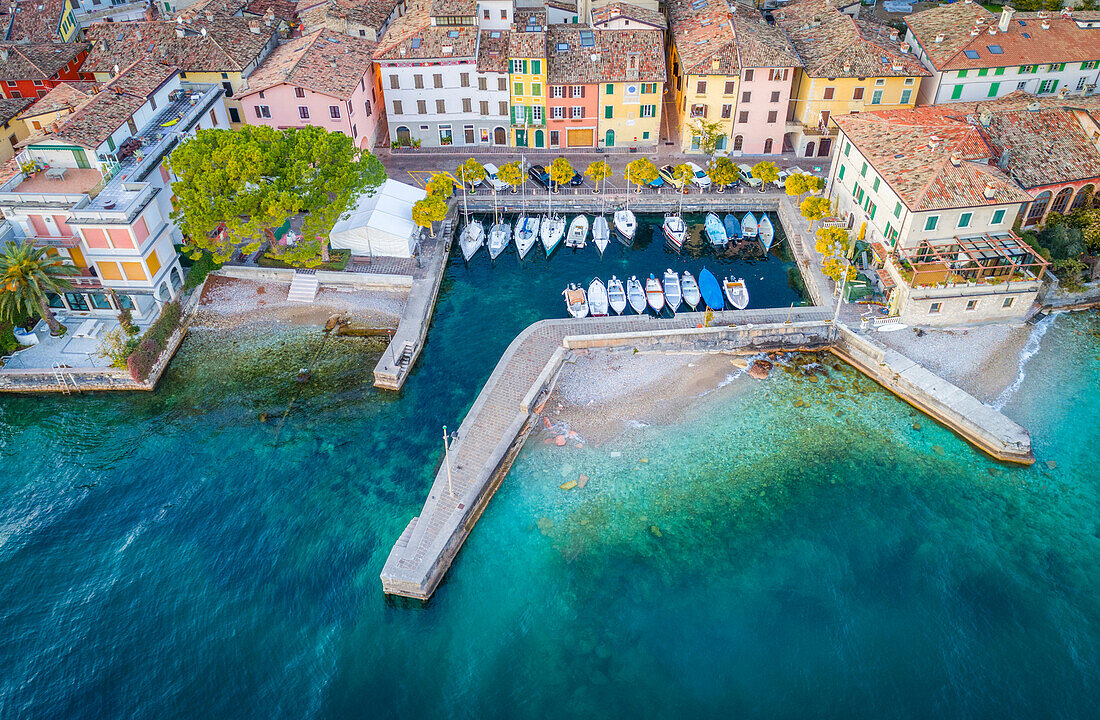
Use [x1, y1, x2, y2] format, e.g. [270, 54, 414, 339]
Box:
[549, 157, 575, 192]
[822, 256, 858, 283]
[800, 196, 832, 229]
[690, 118, 725, 156]
[0, 240, 76, 336]
[1039, 223, 1084, 260]
[95, 327, 137, 368]
[785, 171, 810, 199]
[707, 157, 738, 191]
[751, 161, 779, 187]
[625, 157, 658, 193]
[497, 161, 524, 193]
[169, 125, 385, 266]
[412, 195, 447, 237]
[455, 158, 486, 192]
[672, 163, 693, 192]
[815, 226, 849, 257]
[584, 160, 611, 194]
[426, 172, 455, 199]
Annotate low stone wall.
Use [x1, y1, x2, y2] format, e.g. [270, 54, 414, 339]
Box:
[563, 319, 834, 354]
[462, 192, 782, 215]
[215, 264, 414, 291]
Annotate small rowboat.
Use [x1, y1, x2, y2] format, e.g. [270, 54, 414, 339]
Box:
[681, 271, 701, 310]
[565, 214, 589, 249]
[607, 275, 627, 314]
[592, 215, 610, 254]
[588, 277, 608, 317]
[705, 212, 727, 246]
[741, 212, 758, 238]
[699, 267, 724, 310]
[663, 269, 682, 311]
[626, 275, 646, 314]
[723, 276, 750, 310]
[758, 214, 775, 252]
[723, 213, 742, 240]
[563, 283, 589, 318]
[645, 273, 665, 313]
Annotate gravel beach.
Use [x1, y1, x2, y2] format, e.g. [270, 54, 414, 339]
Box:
[194, 275, 407, 331]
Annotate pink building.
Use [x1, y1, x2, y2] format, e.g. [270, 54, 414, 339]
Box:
[238, 29, 381, 148]
[728, 19, 800, 156]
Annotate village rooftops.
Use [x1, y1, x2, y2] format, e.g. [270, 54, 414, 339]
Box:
[296, 0, 397, 30]
[905, 5, 1100, 72]
[513, 9, 547, 33]
[734, 16, 802, 69]
[2, 0, 69, 43]
[430, 0, 476, 18]
[0, 42, 89, 82]
[547, 26, 665, 85]
[0, 96, 32, 125]
[83, 19, 277, 75]
[832, 105, 1033, 212]
[373, 0, 477, 61]
[477, 29, 510, 74]
[18, 82, 96, 119]
[590, 1, 666, 29]
[244, 29, 375, 99]
[774, 0, 929, 79]
[668, 0, 800, 75]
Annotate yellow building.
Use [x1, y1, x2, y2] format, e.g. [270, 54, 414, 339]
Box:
[0, 98, 32, 163]
[2, 0, 81, 42]
[775, 0, 929, 159]
[82, 19, 279, 127]
[595, 30, 664, 149]
[508, 22, 547, 148]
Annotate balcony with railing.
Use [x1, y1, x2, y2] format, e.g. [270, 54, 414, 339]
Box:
[31, 234, 80, 249]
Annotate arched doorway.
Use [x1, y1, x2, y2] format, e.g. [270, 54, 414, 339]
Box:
[605, 129, 615, 147]
[1072, 184, 1095, 211]
[805, 141, 815, 157]
[534, 129, 544, 148]
[1050, 187, 1074, 215]
[763, 137, 773, 154]
[156, 281, 172, 303]
[733, 135, 744, 151]
[493, 126, 506, 145]
[395, 126, 411, 145]
[170, 266, 183, 292]
[1026, 190, 1052, 225]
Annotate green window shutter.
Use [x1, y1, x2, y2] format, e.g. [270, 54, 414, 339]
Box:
[606, 83, 613, 94]
[522, 59, 528, 73]
[844, 142, 850, 156]
[1032, 65, 1039, 73]
[925, 215, 938, 230]
[107, 136, 116, 151]
[1050, 79, 1059, 92]
[873, 176, 880, 192]
[1058, 63, 1066, 71]
[958, 69, 968, 78]
[951, 84, 963, 100]
[1082, 62, 1091, 71]
[643, 131, 650, 139]
[605, 106, 613, 119]
[894, 202, 901, 218]
[992, 209, 1006, 224]
[532, 60, 540, 74]
[994, 67, 1005, 75]
[839, 165, 846, 180]
[959, 212, 971, 227]
[977, 68, 988, 77]
[988, 82, 1000, 97]
[860, 162, 867, 177]
[510, 106, 515, 124]
[885, 222, 892, 238]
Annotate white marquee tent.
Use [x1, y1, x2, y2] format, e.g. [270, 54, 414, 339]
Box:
[329, 178, 427, 259]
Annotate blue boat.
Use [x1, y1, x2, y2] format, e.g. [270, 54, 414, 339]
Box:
[704, 212, 728, 246]
[698, 266, 724, 311]
[723, 213, 742, 240]
[742, 212, 758, 238]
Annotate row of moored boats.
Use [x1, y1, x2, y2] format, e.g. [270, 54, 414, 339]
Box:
[563, 267, 749, 319]
[698, 212, 774, 251]
[460, 209, 641, 262]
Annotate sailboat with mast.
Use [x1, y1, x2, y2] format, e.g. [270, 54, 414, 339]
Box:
[513, 156, 538, 259]
[457, 166, 484, 262]
[488, 173, 509, 259]
[540, 165, 565, 256]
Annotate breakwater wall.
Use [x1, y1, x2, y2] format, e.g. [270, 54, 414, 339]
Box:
[462, 193, 782, 215]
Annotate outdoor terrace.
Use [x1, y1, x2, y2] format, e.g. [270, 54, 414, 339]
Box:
[6, 167, 106, 196]
[888, 233, 1048, 288]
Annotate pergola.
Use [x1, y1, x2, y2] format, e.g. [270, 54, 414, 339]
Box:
[896, 233, 1049, 287]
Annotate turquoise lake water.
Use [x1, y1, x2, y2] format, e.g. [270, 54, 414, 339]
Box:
[0, 235, 1098, 717]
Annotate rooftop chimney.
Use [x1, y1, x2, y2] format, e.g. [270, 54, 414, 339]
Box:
[998, 6, 1015, 33]
[200, 27, 207, 38]
[889, 28, 898, 41]
[0, 48, 7, 61]
[1041, 19, 1050, 29]
[175, 25, 185, 37]
[112, 63, 119, 77]
[969, 27, 980, 36]
[843, 61, 851, 72]
[934, 33, 945, 43]
[950, 152, 961, 166]
[983, 182, 996, 199]
[987, 26, 997, 35]
[1027, 100, 1040, 111]
[979, 110, 991, 126]
[249, 19, 260, 33]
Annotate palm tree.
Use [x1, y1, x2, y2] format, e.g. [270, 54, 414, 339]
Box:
[0, 240, 76, 336]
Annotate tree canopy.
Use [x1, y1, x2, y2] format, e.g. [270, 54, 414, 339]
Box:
[707, 157, 738, 188]
[815, 226, 849, 257]
[800, 196, 832, 228]
[690, 118, 725, 156]
[497, 161, 524, 190]
[751, 161, 779, 186]
[584, 160, 612, 192]
[455, 159, 486, 190]
[786, 172, 823, 200]
[0, 240, 75, 335]
[412, 195, 447, 237]
[169, 125, 385, 266]
[549, 158, 575, 188]
[426, 172, 455, 199]
[625, 158, 658, 190]
[672, 163, 693, 191]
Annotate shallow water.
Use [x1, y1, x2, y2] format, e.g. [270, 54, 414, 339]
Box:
[0, 235, 1098, 717]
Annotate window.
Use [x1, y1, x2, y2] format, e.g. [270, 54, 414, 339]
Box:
[823, 87, 835, 100]
[414, 74, 424, 89]
[479, 77, 487, 91]
[498, 77, 507, 91]
[872, 177, 880, 192]
[994, 67, 1005, 75]
[951, 84, 963, 100]
[511, 60, 523, 73]
[436, 99, 445, 113]
[963, 51, 979, 60]
[958, 69, 969, 78]
[929, 302, 942, 314]
[552, 106, 564, 119]
[417, 99, 426, 114]
[744, 69, 754, 81]
[992, 208, 1005, 224]
[770, 91, 780, 103]
[721, 104, 732, 119]
[462, 98, 471, 113]
[844, 142, 850, 156]
[738, 110, 748, 123]
[501, 8, 507, 18]
[570, 85, 583, 97]
[690, 104, 706, 118]
[1017, 81, 1028, 91]
[606, 83, 614, 94]
[255, 105, 271, 119]
[838, 165, 846, 180]
[480, 101, 489, 116]
[605, 106, 613, 119]
[222, 81, 234, 97]
[894, 202, 901, 218]
[874, 78, 885, 86]
[551, 85, 563, 98]
[742, 91, 751, 102]
[860, 162, 868, 177]
[724, 80, 736, 95]
[958, 212, 972, 228]
[514, 82, 523, 95]
[571, 106, 584, 119]
[1038, 79, 1058, 94]
[1002, 297, 1015, 308]
[531, 60, 541, 74]
[460, 73, 469, 87]
[853, 87, 864, 100]
[641, 104, 656, 118]
[988, 82, 1000, 97]
[330, 105, 340, 119]
[352, 124, 357, 137]
[965, 299, 978, 312]
[696, 80, 706, 94]
[1078, 77, 1088, 91]
[550, 130, 559, 146]
[900, 89, 911, 104]
[767, 110, 777, 123]
[531, 106, 542, 122]
[393, 100, 402, 114]
[499, 101, 509, 115]
[532, 83, 541, 96]
[977, 68, 988, 77]
[734, 135, 743, 151]
[924, 215, 939, 231]
[298, 106, 309, 119]
[434, 74, 443, 89]
[295, 87, 305, 98]
[390, 75, 399, 89]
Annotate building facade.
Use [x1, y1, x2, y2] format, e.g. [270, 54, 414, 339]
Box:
[0, 42, 92, 100]
[507, 17, 547, 147]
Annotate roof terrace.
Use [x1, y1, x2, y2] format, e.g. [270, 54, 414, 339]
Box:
[890, 232, 1048, 288]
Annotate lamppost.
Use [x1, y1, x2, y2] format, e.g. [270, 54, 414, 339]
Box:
[442, 425, 457, 497]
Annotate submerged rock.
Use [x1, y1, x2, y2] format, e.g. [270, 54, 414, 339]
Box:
[578, 474, 589, 489]
[730, 356, 749, 368]
[650, 525, 662, 538]
[560, 480, 578, 491]
[748, 360, 772, 379]
[912, 422, 922, 431]
[1045, 460, 1057, 470]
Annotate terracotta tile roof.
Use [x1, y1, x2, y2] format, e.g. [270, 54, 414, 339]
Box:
[477, 29, 510, 73]
[373, 9, 477, 60]
[46, 58, 178, 149]
[833, 105, 1033, 211]
[547, 26, 664, 84]
[667, 0, 739, 75]
[176, 0, 249, 21]
[0, 96, 32, 124]
[513, 9, 547, 32]
[508, 27, 546, 60]
[20, 81, 96, 118]
[244, 29, 374, 99]
[0, 42, 88, 82]
[734, 16, 801, 69]
[83, 20, 277, 74]
[590, 1, 666, 29]
[904, 6, 1100, 72]
[430, 0, 476, 16]
[296, 0, 396, 30]
[3, 0, 69, 42]
[774, 0, 929, 78]
[244, 0, 298, 22]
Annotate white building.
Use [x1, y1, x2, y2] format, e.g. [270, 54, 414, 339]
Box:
[904, 4, 1100, 105]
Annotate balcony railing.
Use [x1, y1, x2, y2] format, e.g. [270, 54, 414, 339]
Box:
[31, 235, 80, 248]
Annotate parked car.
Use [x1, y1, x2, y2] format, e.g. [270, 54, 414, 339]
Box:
[645, 175, 665, 189]
[737, 163, 762, 188]
[658, 164, 686, 189]
[771, 167, 793, 189]
[528, 164, 557, 190]
[482, 162, 507, 191]
[569, 171, 585, 187]
[687, 162, 711, 189]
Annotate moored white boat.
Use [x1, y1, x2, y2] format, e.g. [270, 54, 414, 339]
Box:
[626, 275, 646, 314]
[488, 221, 509, 259]
[541, 214, 566, 256]
[563, 283, 589, 318]
[741, 212, 758, 238]
[663, 213, 687, 250]
[758, 214, 775, 252]
[565, 214, 589, 249]
[614, 209, 637, 243]
[588, 277, 608, 317]
[607, 275, 627, 314]
[593, 215, 610, 254]
[705, 212, 728, 246]
[723, 276, 750, 310]
[645, 273, 665, 313]
[681, 271, 701, 310]
[514, 215, 539, 259]
[459, 219, 485, 261]
[662, 269, 682, 311]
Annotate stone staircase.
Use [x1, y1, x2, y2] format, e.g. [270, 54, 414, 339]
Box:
[287, 272, 320, 303]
